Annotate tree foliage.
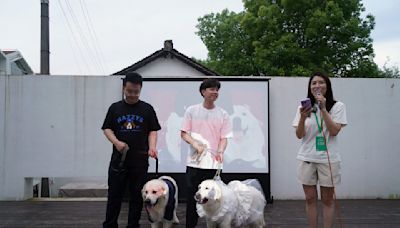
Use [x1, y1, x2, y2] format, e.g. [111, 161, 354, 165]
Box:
[196, 0, 381, 77]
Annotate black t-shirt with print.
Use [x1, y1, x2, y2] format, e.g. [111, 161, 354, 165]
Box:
[102, 100, 161, 167]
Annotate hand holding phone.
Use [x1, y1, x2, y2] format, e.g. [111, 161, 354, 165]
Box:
[300, 98, 312, 109]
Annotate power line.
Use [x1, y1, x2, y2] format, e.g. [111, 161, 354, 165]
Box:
[63, 0, 105, 74]
[64, 0, 99, 73]
[57, 0, 91, 74]
[79, 0, 108, 74]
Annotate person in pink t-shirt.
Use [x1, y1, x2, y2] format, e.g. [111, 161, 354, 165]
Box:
[181, 78, 232, 228]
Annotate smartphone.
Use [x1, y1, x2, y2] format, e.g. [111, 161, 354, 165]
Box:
[300, 98, 312, 109]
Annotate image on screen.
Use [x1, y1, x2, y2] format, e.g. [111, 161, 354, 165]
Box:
[140, 79, 269, 173]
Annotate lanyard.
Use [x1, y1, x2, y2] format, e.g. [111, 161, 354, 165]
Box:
[313, 112, 323, 133]
[314, 112, 328, 151]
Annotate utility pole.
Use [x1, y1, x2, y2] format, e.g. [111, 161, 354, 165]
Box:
[40, 0, 50, 197]
[40, 0, 50, 75]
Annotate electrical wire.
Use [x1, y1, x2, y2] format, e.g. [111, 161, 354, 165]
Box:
[63, 0, 105, 74]
[57, 0, 91, 74]
[79, 0, 108, 74]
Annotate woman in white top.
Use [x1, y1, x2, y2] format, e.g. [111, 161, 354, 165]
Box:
[293, 72, 347, 228]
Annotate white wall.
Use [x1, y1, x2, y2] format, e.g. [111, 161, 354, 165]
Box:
[269, 77, 400, 199]
[0, 75, 120, 200]
[0, 75, 399, 200]
[0, 76, 6, 197]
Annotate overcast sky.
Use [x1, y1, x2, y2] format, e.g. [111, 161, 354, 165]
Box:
[1, 0, 399, 75]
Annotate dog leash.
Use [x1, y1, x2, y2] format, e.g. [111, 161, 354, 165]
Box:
[193, 144, 222, 181]
[118, 145, 129, 168]
[319, 111, 343, 228]
[213, 162, 222, 181]
[155, 157, 159, 178]
[195, 148, 222, 181]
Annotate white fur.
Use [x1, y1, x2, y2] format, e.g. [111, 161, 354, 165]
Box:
[142, 176, 179, 228]
[165, 112, 183, 162]
[195, 179, 266, 228]
[226, 105, 266, 169]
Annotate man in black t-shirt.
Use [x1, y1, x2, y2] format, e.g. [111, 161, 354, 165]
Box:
[102, 72, 161, 228]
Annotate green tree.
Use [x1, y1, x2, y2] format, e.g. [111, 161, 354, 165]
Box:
[196, 0, 380, 77]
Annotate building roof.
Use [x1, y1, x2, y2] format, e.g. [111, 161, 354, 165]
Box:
[0, 49, 34, 75]
[112, 40, 220, 76]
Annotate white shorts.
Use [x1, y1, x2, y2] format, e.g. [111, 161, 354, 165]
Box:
[297, 161, 341, 187]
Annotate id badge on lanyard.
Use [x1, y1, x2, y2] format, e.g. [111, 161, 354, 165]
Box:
[314, 112, 327, 151]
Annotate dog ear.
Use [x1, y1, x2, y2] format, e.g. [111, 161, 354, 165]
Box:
[211, 185, 221, 200]
[141, 185, 146, 198]
[161, 186, 167, 196]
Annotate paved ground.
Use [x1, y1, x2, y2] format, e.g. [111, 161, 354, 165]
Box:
[0, 199, 399, 227]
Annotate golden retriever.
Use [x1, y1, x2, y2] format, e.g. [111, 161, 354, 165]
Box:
[142, 176, 179, 228]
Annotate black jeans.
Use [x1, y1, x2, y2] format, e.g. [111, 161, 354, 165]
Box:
[103, 162, 148, 228]
[185, 166, 218, 228]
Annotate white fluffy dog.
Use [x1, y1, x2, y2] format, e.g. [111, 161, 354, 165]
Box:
[142, 176, 179, 228]
[226, 105, 266, 169]
[195, 179, 266, 228]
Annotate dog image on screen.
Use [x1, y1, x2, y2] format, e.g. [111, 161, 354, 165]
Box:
[226, 105, 266, 169]
[142, 176, 179, 228]
[165, 112, 183, 162]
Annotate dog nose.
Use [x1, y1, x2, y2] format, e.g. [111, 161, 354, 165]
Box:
[194, 193, 201, 201]
[144, 198, 151, 204]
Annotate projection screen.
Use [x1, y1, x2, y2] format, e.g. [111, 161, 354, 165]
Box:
[140, 77, 270, 174]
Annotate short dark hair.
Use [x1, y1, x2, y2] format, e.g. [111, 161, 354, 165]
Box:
[199, 78, 220, 96]
[123, 72, 143, 87]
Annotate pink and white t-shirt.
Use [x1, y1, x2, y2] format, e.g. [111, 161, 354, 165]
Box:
[181, 103, 233, 169]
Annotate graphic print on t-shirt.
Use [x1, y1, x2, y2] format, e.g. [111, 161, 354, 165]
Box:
[117, 114, 144, 132]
